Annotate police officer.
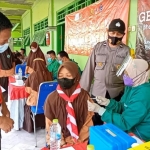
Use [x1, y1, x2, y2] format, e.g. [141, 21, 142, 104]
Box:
[80, 18, 130, 125]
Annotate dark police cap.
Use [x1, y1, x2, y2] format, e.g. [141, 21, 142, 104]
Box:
[108, 18, 125, 34]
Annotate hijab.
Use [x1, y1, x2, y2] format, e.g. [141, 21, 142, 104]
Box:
[57, 61, 80, 96]
[125, 59, 150, 87]
[44, 61, 88, 138]
[26, 42, 46, 73]
[25, 58, 52, 92]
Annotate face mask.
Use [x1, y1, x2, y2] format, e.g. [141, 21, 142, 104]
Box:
[57, 78, 75, 89]
[0, 43, 9, 53]
[31, 49, 37, 52]
[47, 58, 52, 63]
[123, 74, 133, 86]
[58, 60, 62, 64]
[108, 35, 123, 45]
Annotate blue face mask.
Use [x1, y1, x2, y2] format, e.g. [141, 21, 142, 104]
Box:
[58, 60, 62, 64]
[0, 43, 9, 53]
[47, 58, 52, 63]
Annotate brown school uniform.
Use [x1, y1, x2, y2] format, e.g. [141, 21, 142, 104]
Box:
[0, 47, 15, 102]
[44, 61, 93, 147]
[26, 42, 46, 74]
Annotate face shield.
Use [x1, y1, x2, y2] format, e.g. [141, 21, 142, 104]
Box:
[116, 54, 133, 77]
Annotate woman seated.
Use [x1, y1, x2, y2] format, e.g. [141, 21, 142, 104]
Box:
[88, 58, 150, 142]
[26, 42, 46, 74]
[44, 61, 93, 148]
[25, 58, 52, 106]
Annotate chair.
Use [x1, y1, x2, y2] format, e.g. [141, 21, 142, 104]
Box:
[30, 81, 58, 147]
[15, 64, 26, 76]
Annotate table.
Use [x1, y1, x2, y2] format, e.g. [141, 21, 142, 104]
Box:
[8, 76, 29, 130]
[41, 142, 87, 150]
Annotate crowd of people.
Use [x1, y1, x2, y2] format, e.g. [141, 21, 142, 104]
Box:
[0, 11, 150, 149]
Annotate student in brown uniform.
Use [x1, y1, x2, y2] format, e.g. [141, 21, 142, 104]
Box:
[44, 61, 93, 148]
[0, 12, 14, 147]
[0, 13, 15, 102]
[26, 42, 46, 74]
[23, 58, 53, 133]
[25, 58, 53, 106]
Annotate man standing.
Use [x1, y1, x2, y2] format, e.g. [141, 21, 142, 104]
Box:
[0, 12, 15, 147]
[57, 51, 82, 75]
[0, 12, 15, 102]
[47, 50, 60, 80]
[80, 18, 130, 125]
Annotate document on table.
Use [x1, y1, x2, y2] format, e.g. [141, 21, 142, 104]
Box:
[0, 86, 6, 93]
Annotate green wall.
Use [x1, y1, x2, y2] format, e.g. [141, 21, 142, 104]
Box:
[11, 31, 22, 51]
[127, 0, 137, 49]
[22, 0, 138, 70]
[22, 0, 74, 55]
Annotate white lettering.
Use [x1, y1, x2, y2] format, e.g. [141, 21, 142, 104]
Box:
[139, 12, 145, 23]
[146, 11, 150, 21]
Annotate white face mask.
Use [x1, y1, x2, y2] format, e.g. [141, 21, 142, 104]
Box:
[31, 49, 37, 53]
[0, 43, 9, 53]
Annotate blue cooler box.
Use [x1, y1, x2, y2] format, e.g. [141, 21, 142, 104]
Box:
[90, 123, 136, 150]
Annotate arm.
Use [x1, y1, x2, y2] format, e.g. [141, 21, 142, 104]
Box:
[78, 111, 93, 142]
[80, 46, 96, 92]
[78, 98, 94, 142]
[0, 87, 10, 117]
[25, 87, 38, 106]
[106, 99, 124, 113]
[102, 101, 147, 131]
[0, 89, 14, 132]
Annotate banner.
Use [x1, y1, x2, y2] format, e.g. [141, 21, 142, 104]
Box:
[136, 0, 150, 61]
[65, 0, 130, 56]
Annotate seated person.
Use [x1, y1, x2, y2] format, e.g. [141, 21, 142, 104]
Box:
[25, 58, 52, 106]
[47, 50, 60, 80]
[26, 42, 46, 74]
[57, 51, 82, 75]
[19, 48, 28, 64]
[14, 52, 22, 66]
[44, 61, 93, 148]
[88, 58, 150, 142]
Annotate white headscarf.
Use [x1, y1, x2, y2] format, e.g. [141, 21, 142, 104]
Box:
[125, 59, 150, 87]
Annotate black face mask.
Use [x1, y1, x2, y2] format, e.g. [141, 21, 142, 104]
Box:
[108, 35, 123, 45]
[57, 78, 75, 89]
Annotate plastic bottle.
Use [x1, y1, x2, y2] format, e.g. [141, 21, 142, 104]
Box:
[18, 67, 22, 80]
[50, 119, 61, 150]
[87, 144, 95, 150]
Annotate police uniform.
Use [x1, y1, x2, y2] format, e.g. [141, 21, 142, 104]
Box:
[80, 18, 130, 99]
[80, 40, 129, 98]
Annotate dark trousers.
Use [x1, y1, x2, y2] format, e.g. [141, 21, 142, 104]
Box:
[92, 91, 123, 125]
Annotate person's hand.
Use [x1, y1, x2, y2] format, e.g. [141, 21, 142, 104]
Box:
[0, 116, 14, 133]
[88, 101, 106, 116]
[1, 105, 10, 117]
[88, 101, 101, 113]
[96, 96, 110, 106]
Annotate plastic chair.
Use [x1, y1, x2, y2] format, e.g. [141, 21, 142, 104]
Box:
[15, 64, 26, 76]
[30, 81, 58, 147]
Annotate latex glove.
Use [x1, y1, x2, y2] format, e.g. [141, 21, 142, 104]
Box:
[0, 116, 14, 133]
[96, 96, 110, 106]
[87, 101, 106, 116]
